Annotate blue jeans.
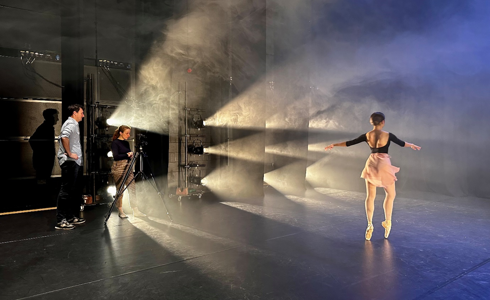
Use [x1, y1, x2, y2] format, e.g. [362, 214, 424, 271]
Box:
[56, 161, 82, 222]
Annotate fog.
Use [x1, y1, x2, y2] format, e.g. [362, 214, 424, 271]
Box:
[112, 0, 490, 198]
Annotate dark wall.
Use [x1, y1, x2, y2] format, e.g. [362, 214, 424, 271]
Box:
[0, 0, 141, 212]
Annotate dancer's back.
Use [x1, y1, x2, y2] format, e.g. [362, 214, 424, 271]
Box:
[366, 130, 389, 149]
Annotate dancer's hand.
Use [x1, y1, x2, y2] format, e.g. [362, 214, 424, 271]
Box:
[410, 144, 421, 150]
[325, 144, 334, 151]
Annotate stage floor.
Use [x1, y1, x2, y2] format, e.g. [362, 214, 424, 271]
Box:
[1, 188, 489, 300]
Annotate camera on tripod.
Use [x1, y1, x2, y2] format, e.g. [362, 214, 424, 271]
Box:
[136, 133, 148, 148]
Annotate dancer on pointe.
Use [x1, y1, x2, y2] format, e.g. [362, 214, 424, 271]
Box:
[324, 112, 421, 240]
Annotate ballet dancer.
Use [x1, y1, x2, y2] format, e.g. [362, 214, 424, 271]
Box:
[325, 112, 421, 240]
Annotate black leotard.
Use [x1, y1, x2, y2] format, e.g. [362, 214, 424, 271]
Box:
[346, 133, 405, 154]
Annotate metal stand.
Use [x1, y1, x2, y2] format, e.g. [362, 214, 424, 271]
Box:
[86, 98, 118, 208]
[104, 145, 172, 225]
[173, 82, 207, 201]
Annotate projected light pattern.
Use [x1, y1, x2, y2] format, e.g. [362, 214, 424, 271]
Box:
[219, 193, 362, 233]
[263, 161, 309, 195]
[203, 133, 266, 163]
[220, 201, 308, 229]
[129, 216, 242, 251]
[198, 164, 264, 198]
[204, 86, 268, 130]
[265, 144, 309, 160]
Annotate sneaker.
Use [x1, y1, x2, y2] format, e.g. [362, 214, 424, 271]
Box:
[68, 217, 86, 225]
[55, 219, 75, 230]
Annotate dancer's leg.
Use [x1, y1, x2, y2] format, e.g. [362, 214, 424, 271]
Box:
[382, 183, 396, 238]
[365, 180, 377, 223]
[382, 183, 396, 221]
[365, 180, 376, 240]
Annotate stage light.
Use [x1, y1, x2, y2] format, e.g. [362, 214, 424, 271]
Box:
[188, 168, 204, 185]
[107, 118, 116, 126]
[107, 186, 116, 196]
[203, 147, 208, 153]
[192, 114, 205, 130]
[188, 175, 204, 185]
[188, 140, 204, 155]
[107, 151, 113, 158]
[203, 120, 207, 126]
[95, 116, 109, 129]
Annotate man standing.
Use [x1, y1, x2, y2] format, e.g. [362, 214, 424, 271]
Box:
[55, 104, 86, 230]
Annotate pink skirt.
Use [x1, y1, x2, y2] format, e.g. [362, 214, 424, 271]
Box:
[361, 153, 400, 188]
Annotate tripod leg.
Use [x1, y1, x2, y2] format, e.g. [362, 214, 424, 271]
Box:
[104, 196, 118, 225]
[154, 187, 172, 222]
[105, 175, 140, 225]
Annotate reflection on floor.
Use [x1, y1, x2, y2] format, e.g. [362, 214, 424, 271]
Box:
[1, 187, 489, 300]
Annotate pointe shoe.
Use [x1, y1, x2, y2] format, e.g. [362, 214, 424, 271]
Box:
[365, 223, 374, 241]
[118, 210, 128, 219]
[382, 220, 392, 239]
[132, 207, 146, 217]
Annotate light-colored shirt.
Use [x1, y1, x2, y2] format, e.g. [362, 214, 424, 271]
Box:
[57, 117, 83, 166]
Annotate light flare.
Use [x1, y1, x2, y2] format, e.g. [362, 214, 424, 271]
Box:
[107, 186, 116, 196]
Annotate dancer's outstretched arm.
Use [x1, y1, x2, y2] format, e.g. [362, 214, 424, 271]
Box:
[404, 142, 421, 150]
[390, 133, 421, 150]
[325, 134, 367, 151]
[325, 142, 346, 151]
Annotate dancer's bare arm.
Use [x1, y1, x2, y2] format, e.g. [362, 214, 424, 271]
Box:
[390, 133, 421, 151]
[325, 142, 346, 151]
[404, 142, 421, 150]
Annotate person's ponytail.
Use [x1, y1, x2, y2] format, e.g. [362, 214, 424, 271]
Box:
[112, 127, 120, 141]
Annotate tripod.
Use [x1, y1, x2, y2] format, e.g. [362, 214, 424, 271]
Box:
[104, 145, 172, 225]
